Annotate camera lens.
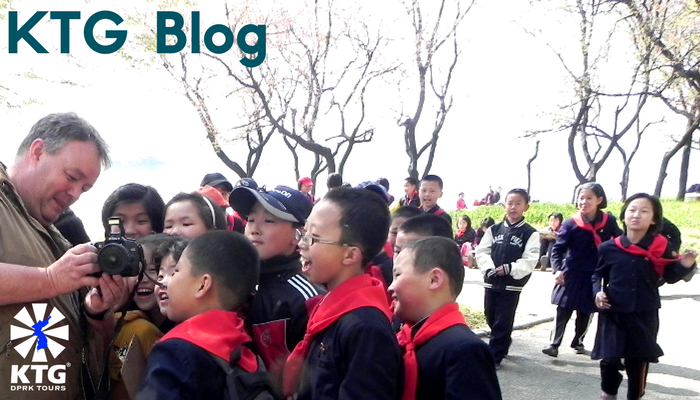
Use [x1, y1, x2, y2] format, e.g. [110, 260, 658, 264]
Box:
[97, 244, 129, 275]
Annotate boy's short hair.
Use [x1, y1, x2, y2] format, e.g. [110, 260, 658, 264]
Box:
[186, 231, 259, 311]
[398, 214, 453, 239]
[323, 188, 390, 267]
[405, 177, 419, 187]
[506, 188, 530, 204]
[421, 174, 443, 190]
[138, 233, 189, 270]
[404, 236, 464, 297]
[391, 206, 423, 221]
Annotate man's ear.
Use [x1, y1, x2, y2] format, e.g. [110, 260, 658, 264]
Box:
[428, 267, 446, 291]
[194, 274, 214, 299]
[28, 139, 45, 162]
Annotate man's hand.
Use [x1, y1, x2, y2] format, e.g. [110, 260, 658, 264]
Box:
[84, 274, 129, 316]
[45, 244, 100, 295]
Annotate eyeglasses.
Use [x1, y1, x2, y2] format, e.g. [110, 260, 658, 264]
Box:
[295, 229, 352, 248]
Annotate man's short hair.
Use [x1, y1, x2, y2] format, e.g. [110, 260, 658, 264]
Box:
[323, 188, 390, 267]
[421, 174, 443, 190]
[186, 231, 259, 311]
[404, 236, 464, 297]
[398, 214, 453, 239]
[16, 112, 111, 168]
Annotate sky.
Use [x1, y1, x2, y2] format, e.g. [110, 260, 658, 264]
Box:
[1, 0, 697, 239]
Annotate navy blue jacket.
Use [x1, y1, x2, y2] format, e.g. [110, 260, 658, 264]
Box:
[593, 235, 693, 313]
[550, 212, 622, 311]
[424, 205, 453, 227]
[136, 338, 225, 400]
[413, 323, 502, 400]
[297, 307, 402, 400]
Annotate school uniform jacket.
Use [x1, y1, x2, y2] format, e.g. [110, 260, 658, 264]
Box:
[412, 322, 502, 400]
[248, 254, 324, 380]
[399, 192, 420, 208]
[550, 213, 622, 312]
[476, 218, 539, 292]
[424, 204, 453, 227]
[592, 235, 692, 313]
[297, 307, 402, 400]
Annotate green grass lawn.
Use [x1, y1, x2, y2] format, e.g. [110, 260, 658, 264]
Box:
[450, 199, 700, 252]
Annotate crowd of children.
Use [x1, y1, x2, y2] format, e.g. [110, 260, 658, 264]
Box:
[51, 171, 698, 400]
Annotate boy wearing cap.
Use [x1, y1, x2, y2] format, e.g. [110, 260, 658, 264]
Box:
[200, 172, 234, 202]
[229, 185, 325, 387]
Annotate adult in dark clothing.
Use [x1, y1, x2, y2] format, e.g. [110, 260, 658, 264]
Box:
[54, 208, 91, 245]
[543, 183, 622, 358]
[592, 193, 696, 400]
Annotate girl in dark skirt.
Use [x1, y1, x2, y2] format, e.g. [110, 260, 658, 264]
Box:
[543, 183, 622, 357]
[592, 193, 696, 400]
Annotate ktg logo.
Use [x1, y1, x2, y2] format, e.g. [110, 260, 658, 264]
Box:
[9, 303, 69, 391]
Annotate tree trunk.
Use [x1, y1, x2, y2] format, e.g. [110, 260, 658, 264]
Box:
[676, 140, 692, 200]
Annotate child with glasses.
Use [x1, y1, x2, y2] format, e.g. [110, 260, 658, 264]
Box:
[282, 188, 402, 400]
[229, 185, 324, 390]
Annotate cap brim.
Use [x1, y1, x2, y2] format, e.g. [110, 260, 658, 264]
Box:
[230, 187, 299, 223]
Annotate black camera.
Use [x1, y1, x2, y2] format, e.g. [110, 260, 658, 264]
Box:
[93, 217, 144, 276]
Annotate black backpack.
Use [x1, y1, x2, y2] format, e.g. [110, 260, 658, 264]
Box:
[209, 343, 280, 400]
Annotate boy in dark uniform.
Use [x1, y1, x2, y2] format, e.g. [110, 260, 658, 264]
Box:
[390, 237, 502, 400]
[282, 188, 402, 400]
[229, 185, 325, 387]
[419, 174, 452, 228]
[475, 188, 539, 369]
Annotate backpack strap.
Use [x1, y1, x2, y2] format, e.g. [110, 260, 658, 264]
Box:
[207, 342, 279, 400]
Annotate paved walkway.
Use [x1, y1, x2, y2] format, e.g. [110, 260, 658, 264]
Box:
[457, 268, 700, 399]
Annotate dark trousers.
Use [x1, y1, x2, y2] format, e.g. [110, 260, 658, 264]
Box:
[600, 358, 649, 399]
[549, 306, 592, 348]
[484, 288, 521, 363]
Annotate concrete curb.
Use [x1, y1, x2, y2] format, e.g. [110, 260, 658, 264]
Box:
[474, 316, 554, 338]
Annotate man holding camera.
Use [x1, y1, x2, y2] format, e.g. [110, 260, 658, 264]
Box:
[0, 113, 129, 400]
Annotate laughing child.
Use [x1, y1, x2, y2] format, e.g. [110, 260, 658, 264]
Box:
[282, 188, 402, 399]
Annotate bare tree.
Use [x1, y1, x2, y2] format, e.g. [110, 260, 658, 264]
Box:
[528, 0, 653, 201]
[616, 0, 700, 199]
[526, 140, 540, 196]
[397, 0, 474, 179]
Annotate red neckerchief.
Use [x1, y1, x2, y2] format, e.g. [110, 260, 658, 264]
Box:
[282, 274, 391, 397]
[396, 303, 467, 400]
[456, 229, 466, 238]
[161, 309, 257, 372]
[572, 211, 608, 247]
[614, 235, 677, 277]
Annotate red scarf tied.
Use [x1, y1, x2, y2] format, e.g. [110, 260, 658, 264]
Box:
[161, 309, 258, 372]
[614, 235, 677, 277]
[396, 302, 467, 400]
[282, 274, 391, 397]
[573, 211, 609, 247]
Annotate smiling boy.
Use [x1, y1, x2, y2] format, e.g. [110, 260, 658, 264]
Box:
[282, 188, 402, 400]
[475, 188, 539, 368]
[229, 185, 324, 386]
[419, 174, 452, 228]
[390, 237, 502, 400]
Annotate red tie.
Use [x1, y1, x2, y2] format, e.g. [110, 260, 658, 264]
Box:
[281, 274, 391, 397]
[396, 303, 467, 400]
[573, 211, 609, 247]
[614, 235, 676, 277]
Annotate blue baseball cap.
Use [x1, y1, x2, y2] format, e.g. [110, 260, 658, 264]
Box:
[230, 185, 313, 224]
